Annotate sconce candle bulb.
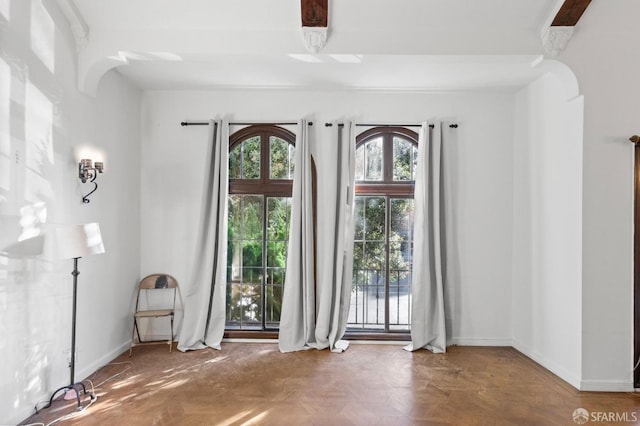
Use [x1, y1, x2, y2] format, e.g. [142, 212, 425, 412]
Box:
[78, 158, 104, 203]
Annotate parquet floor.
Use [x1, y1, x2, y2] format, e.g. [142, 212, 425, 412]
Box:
[21, 343, 640, 425]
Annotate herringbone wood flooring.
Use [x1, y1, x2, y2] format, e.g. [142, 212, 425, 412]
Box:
[21, 343, 640, 425]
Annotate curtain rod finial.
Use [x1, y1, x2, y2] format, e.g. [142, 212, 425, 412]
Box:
[630, 135, 640, 144]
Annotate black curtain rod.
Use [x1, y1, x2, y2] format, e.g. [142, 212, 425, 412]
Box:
[357, 123, 423, 128]
[181, 121, 210, 126]
[325, 123, 458, 129]
[181, 121, 312, 126]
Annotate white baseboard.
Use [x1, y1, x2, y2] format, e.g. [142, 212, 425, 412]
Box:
[449, 337, 512, 346]
[223, 338, 278, 344]
[76, 340, 131, 384]
[348, 340, 410, 345]
[579, 380, 635, 392]
[512, 339, 582, 390]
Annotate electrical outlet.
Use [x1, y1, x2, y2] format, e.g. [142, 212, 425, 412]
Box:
[13, 146, 24, 165]
[64, 350, 78, 366]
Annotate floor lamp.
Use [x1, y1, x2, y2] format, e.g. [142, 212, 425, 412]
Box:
[39, 223, 105, 412]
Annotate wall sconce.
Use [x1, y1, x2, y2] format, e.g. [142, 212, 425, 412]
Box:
[78, 159, 104, 203]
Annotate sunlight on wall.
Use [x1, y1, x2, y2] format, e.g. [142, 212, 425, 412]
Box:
[18, 202, 46, 241]
[114, 51, 183, 62]
[30, 0, 54, 74]
[0, 0, 9, 21]
[25, 80, 54, 202]
[0, 57, 9, 200]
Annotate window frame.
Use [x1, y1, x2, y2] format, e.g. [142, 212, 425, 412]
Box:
[347, 126, 419, 337]
[226, 125, 296, 334]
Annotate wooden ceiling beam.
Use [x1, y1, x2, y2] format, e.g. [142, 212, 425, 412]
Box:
[301, 0, 328, 27]
[551, 0, 592, 27]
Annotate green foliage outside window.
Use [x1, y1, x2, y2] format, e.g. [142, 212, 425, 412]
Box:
[270, 137, 295, 179]
[353, 196, 413, 290]
[393, 137, 418, 181]
[229, 136, 261, 179]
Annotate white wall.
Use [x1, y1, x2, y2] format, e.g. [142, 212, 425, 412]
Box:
[140, 89, 515, 345]
[0, 1, 141, 423]
[512, 71, 583, 388]
[560, 0, 640, 391]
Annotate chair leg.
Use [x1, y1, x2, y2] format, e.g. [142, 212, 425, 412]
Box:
[129, 317, 137, 357]
[169, 314, 174, 352]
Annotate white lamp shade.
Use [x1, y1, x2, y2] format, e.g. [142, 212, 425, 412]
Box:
[56, 223, 105, 260]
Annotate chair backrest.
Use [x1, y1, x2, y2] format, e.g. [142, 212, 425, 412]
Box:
[135, 274, 179, 311]
[139, 274, 178, 290]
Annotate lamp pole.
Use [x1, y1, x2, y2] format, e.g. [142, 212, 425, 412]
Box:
[70, 257, 79, 386]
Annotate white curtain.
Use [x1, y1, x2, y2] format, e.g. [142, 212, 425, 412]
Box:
[315, 122, 356, 353]
[404, 122, 447, 353]
[278, 119, 316, 352]
[178, 119, 229, 352]
[279, 121, 356, 353]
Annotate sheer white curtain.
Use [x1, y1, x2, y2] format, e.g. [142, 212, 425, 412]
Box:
[315, 122, 356, 353]
[278, 121, 356, 353]
[278, 119, 316, 352]
[178, 119, 229, 352]
[404, 122, 447, 353]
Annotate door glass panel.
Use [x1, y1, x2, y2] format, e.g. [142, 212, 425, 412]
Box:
[265, 197, 291, 326]
[350, 196, 387, 329]
[364, 196, 385, 239]
[389, 198, 414, 331]
[242, 195, 263, 240]
[227, 194, 264, 329]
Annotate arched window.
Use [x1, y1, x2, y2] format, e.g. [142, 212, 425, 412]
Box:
[226, 125, 295, 330]
[349, 127, 418, 333]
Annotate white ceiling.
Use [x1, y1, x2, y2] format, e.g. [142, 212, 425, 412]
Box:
[72, 0, 565, 91]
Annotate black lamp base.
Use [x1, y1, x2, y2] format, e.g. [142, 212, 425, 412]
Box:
[37, 382, 94, 412]
[36, 258, 96, 414]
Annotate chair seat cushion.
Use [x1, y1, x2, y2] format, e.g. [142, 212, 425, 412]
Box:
[135, 309, 174, 318]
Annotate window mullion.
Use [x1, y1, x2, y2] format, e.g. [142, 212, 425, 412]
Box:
[384, 195, 391, 333]
[262, 194, 267, 330]
[383, 133, 393, 182]
[261, 132, 268, 184]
